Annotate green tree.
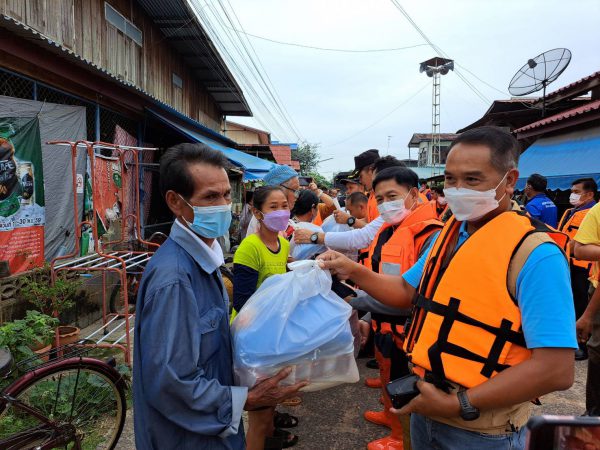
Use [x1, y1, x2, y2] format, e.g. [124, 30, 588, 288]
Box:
[309, 172, 332, 189]
[295, 141, 320, 175]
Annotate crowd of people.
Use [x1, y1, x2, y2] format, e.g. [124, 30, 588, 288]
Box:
[131, 126, 599, 450]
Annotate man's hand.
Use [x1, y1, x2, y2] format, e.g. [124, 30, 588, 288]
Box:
[317, 250, 358, 280]
[392, 380, 461, 419]
[577, 313, 593, 343]
[308, 182, 321, 195]
[294, 229, 324, 245]
[244, 367, 308, 411]
[333, 209, 351, 224]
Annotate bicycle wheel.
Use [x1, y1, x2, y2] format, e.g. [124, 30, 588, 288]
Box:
[0, 360, 127, 450]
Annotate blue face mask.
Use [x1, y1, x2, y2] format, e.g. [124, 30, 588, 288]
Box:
[179, 195, 232, 239]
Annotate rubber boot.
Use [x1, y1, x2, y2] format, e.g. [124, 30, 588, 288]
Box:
[367, 414, 408, 450]
[364, 410, 391, 428]
[365, 377, 382, 388]
[367, 354, 406, 449]
[365, 346, 383, 388]
[364, 344, 393, 428]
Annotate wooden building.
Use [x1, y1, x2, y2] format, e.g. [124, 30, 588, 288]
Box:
[0, 0, 278, 236]
[0, 0, 251, 134]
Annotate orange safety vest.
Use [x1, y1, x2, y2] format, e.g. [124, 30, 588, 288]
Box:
[404, 211, 568, 389]
[558, 206, 595, 270]
[366, 202, 443, 338]
[367, 191, 379, 223]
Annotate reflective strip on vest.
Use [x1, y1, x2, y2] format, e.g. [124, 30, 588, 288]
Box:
[382, 262, 401, 276]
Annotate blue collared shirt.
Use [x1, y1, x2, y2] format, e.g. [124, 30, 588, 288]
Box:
[133, 221, 247, 450]
[525, 193, 558, 228]
[403, 221, 577, 350]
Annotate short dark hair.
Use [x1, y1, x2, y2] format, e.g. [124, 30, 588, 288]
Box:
[450, 126, 520, 173]
[159, 143, 228, 198]
[572, 178, 598, 194]
[252, 185, 285, 211]
[292, 189, 319, 217]
[372, 167, 419, 191]
[527, 173, 547, 192]
[432, 186, 444, 195]
[346, 191, 368, 205]
[373, 156, 405, 174]
[245, 190, 254, 203]
[419, 179, 428, 186]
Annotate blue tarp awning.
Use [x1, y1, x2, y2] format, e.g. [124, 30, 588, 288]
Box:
[515, 130, 600, 191]
[147, 109, 274, 181]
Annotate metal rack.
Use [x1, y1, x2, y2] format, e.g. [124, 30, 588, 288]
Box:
[48, 140, 159, 364]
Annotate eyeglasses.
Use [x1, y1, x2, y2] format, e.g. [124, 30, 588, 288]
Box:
[280, 184, 300, 198]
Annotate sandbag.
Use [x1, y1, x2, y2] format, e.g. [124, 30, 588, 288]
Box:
[231, 260, 359, 391]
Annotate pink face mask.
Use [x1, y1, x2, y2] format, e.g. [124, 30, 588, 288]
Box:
[262, 210, 290, 232]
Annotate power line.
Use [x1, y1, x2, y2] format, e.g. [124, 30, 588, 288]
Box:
[228, 28, 429, 53]
[190, 1, 298, 140]
[456, 63, 508, 96]
[323, 81, 430, 148]
[218, 0, 303, 140]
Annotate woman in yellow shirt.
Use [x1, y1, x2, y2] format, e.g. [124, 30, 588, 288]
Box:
[233, 185, 297, 450]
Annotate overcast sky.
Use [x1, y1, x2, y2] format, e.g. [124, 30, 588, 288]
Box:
[208, 0, 600, 177]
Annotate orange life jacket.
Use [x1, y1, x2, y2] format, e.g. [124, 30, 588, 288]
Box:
[558, 206, 595, 270]
[366, 202, 443, 337]
[367, 191, 379, 223]
[404, 211, 568, 389]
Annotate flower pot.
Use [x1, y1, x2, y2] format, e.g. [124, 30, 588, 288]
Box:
[57, 326, 80, 346]
[33, 343, 51, 362]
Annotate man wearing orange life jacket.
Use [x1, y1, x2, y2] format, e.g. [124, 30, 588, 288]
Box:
[430, 186, 449, 221]
[319, 126, 576, 450]
[348, 166, 442, 450]
[558, 178, 597, 361]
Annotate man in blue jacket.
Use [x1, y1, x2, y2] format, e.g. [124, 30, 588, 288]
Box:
[524, 173, 558, 228]
[133, 143, 307, 450]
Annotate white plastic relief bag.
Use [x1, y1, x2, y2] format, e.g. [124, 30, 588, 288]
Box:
[231, 260, 359, 392]
[289, 222, 327, 260]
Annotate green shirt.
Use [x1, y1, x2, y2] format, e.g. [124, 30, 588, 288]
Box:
[234, 234, 289, 288]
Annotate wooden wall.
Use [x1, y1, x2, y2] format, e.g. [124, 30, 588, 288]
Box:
[0, 0, 224, 132]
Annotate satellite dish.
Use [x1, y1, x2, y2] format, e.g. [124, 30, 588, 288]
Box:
[508, 48, 572, 116]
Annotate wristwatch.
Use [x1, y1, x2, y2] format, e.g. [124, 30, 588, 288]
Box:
[310, 232, 319, 244]
[457, 390, 480, 421]
[347, 216, 356, 227]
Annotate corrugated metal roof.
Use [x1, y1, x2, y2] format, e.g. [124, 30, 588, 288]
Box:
[0, 2, 251, 117]
[408, 133, 459, 147]
[515, 99, 600, 133]
[270, 145, 293, 165]
[543, 70, 600, 102]
[136, 0, 251, 116]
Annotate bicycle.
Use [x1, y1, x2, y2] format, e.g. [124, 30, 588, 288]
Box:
[0, 343, 127, 449]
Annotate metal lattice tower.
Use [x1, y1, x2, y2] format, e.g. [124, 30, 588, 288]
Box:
[431, 72, 441, 169]
[419, 57, 454, 174]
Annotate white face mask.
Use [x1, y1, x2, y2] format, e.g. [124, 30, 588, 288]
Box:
[437, 197, 448, 206]
[569, 193, 582, 206]
[378, 199, 410, 224]
[443, 173, 508, 222]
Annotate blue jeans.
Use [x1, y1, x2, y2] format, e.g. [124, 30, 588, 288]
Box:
[410, 414, 526, 450]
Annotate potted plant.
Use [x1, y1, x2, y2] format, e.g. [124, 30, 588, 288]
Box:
[0, 310, 59, 362]
[20, 265, 83, 346]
